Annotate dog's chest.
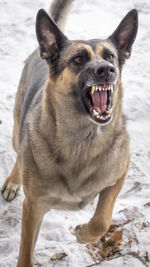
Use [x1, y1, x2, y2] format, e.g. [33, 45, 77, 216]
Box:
[43, 142, 121, 210]
[32, 126, 127, 210]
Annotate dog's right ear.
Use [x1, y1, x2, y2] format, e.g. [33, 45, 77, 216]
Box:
[36, 9, 68, 61]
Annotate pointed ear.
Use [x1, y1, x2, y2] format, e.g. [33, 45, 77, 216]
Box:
[109, 9, 138, 59]
[36, 9, 68, 61]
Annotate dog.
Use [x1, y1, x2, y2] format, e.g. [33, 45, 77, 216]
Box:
[1, 0, 138, 266]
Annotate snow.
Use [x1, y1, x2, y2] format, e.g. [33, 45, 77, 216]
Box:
[0, 0, 150, 266]
[89, 254, 146, 267]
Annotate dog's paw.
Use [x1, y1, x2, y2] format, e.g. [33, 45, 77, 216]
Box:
[1, 178, 20, 201]
[75, 224, 100, 244]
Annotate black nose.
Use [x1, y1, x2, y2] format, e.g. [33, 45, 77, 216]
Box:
[95, 64, 115, 81]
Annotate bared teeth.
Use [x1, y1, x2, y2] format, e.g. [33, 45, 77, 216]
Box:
[92, 108, 111, 120]
[99, 114, 110, 120]
[91, 85, 96, 94]
[106, 108, 112, 114]
[91, 84, 113, 94]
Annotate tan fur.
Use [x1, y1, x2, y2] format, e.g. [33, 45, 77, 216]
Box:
[13, 63, 28, 152]
[96, 45, 105, 56]
[17, 199, 48, 267]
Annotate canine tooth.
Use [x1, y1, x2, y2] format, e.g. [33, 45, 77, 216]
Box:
[93, 109, 98, 116]
[96, 85, 99, 91]
[91, 85, 95, 94]
[111, 85, 113, 92]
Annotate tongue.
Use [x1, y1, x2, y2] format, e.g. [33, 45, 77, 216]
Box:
[91, 91, 107, 113]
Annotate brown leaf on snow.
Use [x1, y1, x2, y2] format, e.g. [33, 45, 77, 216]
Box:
[51, 252, 67, 261]
[122, 218, 134, 225]
[111, 229, 123, 243]
[144, 202, 150, 208]
[144, 202, 150, 207]
[137, 250, 140, 255]
[98, 247, 110, 258]
[144, 251, 149, 262]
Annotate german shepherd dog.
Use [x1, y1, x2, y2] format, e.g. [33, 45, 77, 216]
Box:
[1, 0, 138, 266]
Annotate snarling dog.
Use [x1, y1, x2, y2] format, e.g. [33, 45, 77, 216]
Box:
[1, 0, 138, 266]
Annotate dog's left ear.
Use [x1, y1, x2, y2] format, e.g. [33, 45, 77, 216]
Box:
[109, 9, 138, 59]
[36, 9, 68, 61]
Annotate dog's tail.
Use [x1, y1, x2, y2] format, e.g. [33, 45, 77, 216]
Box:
[49, 0, 74, 31]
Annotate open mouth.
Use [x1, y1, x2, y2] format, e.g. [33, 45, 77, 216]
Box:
[83, 84, 113, 124]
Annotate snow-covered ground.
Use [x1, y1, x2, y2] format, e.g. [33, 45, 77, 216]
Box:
[0, 0, 150, 266]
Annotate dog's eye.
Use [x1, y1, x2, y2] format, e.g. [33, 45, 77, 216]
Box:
[74, 56, 86, 64]
[106, 54, 114, 62]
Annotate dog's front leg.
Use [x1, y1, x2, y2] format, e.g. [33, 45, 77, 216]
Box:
[75, 170, 128, 244]
[17, 198, 46, 267]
